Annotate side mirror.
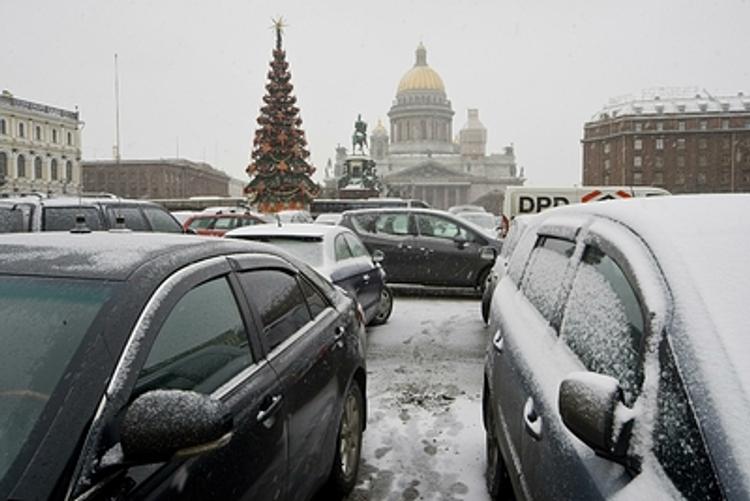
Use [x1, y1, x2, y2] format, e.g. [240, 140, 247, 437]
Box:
[558, 372, 634, 464]
[120, 389, 233, 464]
[453, 234, 468, 249]
[372, 249, 385, 263]
[184, 228, 198, 235]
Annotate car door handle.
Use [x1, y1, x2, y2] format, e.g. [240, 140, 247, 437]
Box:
[523, 397, 543, 441]
[492, 329, 504, 353]
[332, 325, 346, 349]
[398, 243, 412, 250]
[363, 273, 370, 282]
[257, 394, 283, 424]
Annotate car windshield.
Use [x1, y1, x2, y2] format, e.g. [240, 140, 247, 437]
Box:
[234, 235, 325, 267]
[0, 276, 115, 484]
[43, 207, 103, 231]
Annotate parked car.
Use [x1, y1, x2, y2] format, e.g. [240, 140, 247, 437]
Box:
[340, 208, 501, 289]
[483, 194, 750, 500]
[0, 196, 185, 233]
[226, 223, 392, 326]
[0, 231, 367, 500]
[183, 211, 268, 236]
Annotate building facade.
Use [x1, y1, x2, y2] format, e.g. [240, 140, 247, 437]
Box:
[0, 90, 83, 195]
[81, 159, 231, 199]
[332, 44, 524, 212]
[583, 89, 750, 193]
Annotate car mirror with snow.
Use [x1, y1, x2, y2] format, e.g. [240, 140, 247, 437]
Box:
[558, 372, 635, 466]
[372, 249, 385, 263]
[453, 234, 468, 249]
[120, 389, 233, 464]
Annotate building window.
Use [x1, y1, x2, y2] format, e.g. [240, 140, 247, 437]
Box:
[604, 142, 610, 154]
[18, 122, 25, 138]
[0, 118, 6, 135]
[678, 121, 686, 131]
[699, 156, 708, 167]
[66, 160, 73, 181]
[745, 119, 750, 129]
[17, 155, 26, 177]
[633, 172, 643, 185]
[51, 159, 58, 180]
[35, 126, 42, 140]
[634, 139, 642, 150]
[0, 152, 7, 177]
[634, 156, 642, 168]
[723, 138, 731, 149]
[677, 138, 686, 150]
[722, 153, 731, 166]
[52, 129, 58, 144]
[34, 157, 43, 179]
[653, 172, 664, 185]
[677, 156, 686, 167]
[604, 159, 611, 171]
[655, 138, 664, 150]
[722, 119, 730, 130]
[722, 169, 730, 184]
[656, 122, 664, 131]
[67, 132, 73, 146]
[699, 138, 708, 149]
[676, 172, 685, 185]
[634, 122, 642, 132]
[700, 120, 708, 130]
[655, 156, 664, 168]
[604, 174, 610, 185]
[697, 172, 707, 185]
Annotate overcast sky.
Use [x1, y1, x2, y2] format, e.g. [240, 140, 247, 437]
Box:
[3, 0, 749, 186]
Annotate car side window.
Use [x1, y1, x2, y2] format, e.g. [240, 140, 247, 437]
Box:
[415, 214, 467, 240]
[136, 277, 252, 395]
[237, 216, 260, 227]
[299, 275, 328, 318]
[350, 213, 378, 234]
[107, 207, 149, 231]
[654, 339, 721, 500]
[189, 217, 214, 229]
[560, 245, 645, 405]
[239, 269, 312, 351]
[334, 234, 354, 261]
[142, 207, 183, 233]
[521, 236, 576, 323]
[43, 207, 104, 231]
[343, 233, 369, 258]
[376, 213, 412, 236]
[213, 217, 235, 230]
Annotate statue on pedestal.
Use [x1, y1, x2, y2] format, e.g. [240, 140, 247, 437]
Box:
[352, 114, 368, 155]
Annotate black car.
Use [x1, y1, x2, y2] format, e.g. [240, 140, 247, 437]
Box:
[0, 195, 184, 233]
[340, 208, 501, 289]
[0, 231, 367, 500]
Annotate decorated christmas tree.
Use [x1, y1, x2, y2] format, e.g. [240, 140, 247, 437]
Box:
[245, 18, 320, 212]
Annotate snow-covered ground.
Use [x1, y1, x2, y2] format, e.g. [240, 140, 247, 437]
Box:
[347, 295, 491, 501]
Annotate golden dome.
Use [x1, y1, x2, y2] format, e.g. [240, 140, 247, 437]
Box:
[397, 43, 445, 94]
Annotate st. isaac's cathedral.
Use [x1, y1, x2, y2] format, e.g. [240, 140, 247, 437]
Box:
[330, 43, 525, 211]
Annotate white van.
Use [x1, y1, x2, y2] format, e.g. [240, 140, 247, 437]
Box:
[501, 186, 669, 234]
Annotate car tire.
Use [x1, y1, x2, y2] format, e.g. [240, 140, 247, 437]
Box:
[481, 287, 491, 325]
[486, 420, 514, 500]
[325, 380, 364, 497]
[477, 267, 491, 293]
[368, 287, 393, 326]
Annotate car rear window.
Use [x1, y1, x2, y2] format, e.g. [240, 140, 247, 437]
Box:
[43, 207, 103, 231]
[232, 236, 325, 267]
[142, 207, 183, 233]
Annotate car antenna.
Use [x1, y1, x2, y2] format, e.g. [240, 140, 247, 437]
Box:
[276, 213, 282, 227]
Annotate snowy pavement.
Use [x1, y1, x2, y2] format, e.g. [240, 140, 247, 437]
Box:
[347, 295, 492, 501]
